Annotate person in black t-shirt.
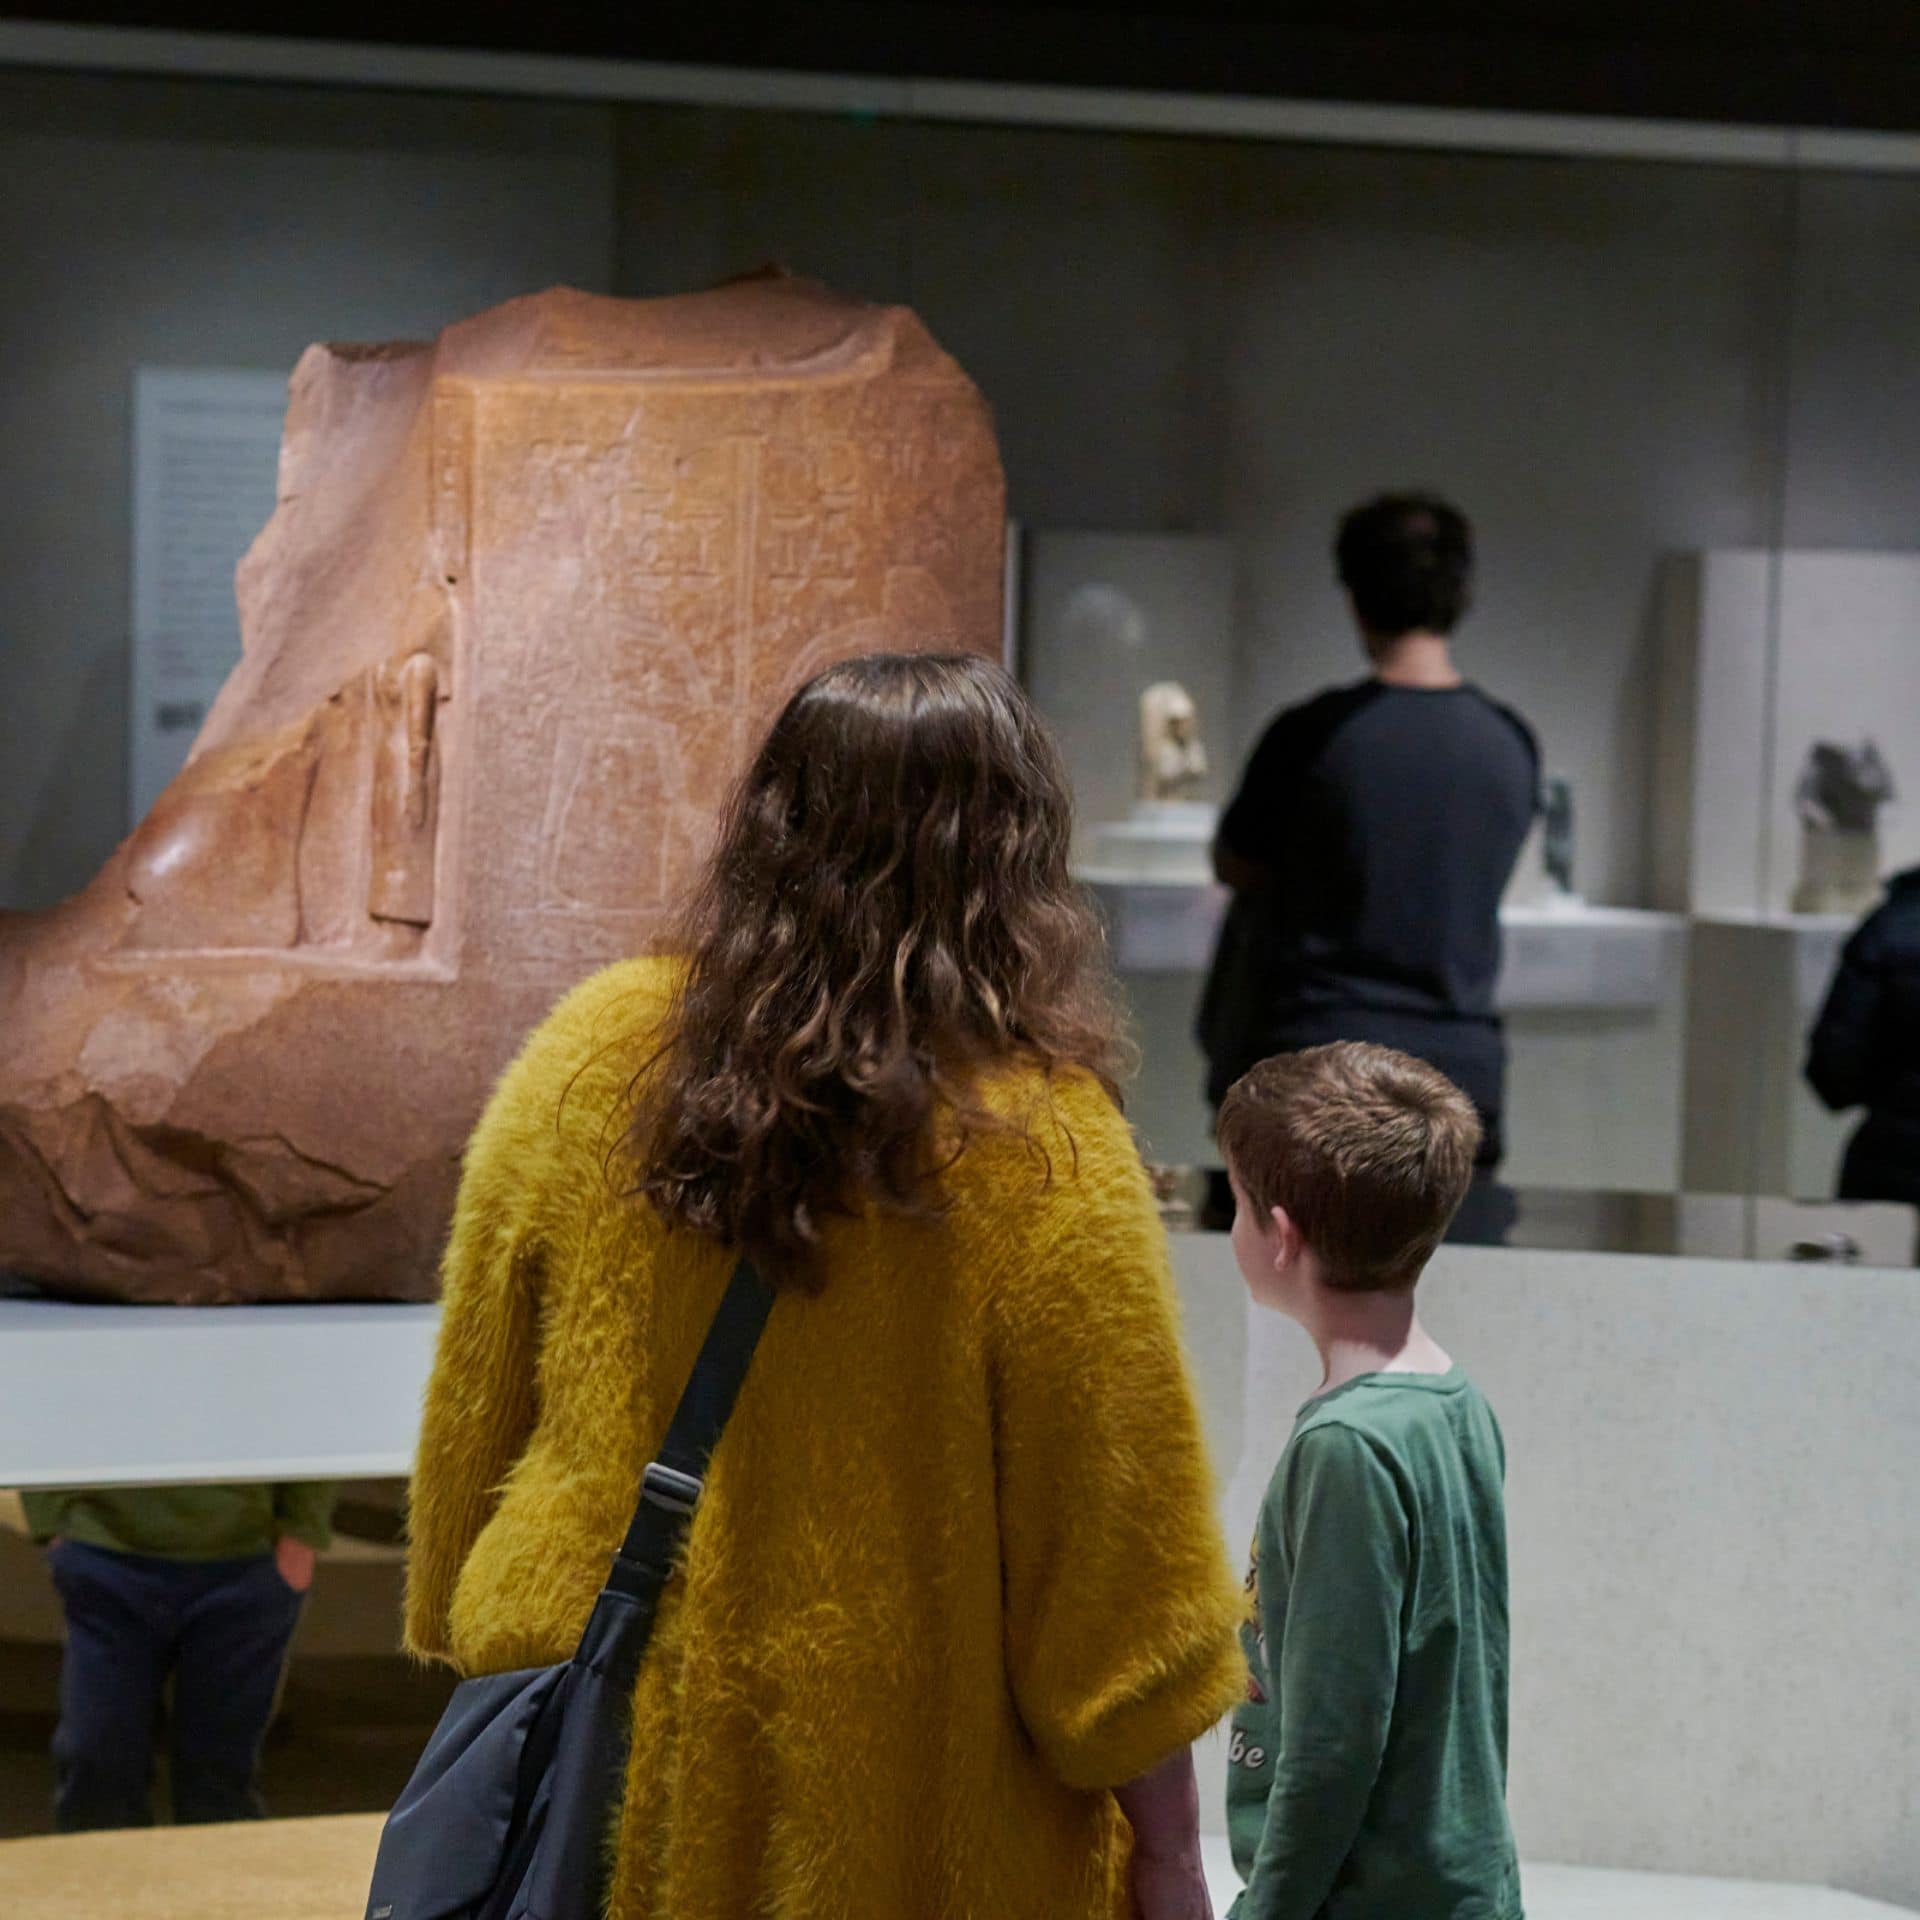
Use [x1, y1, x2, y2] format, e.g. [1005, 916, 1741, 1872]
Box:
[1199, 494, 1539, 1168]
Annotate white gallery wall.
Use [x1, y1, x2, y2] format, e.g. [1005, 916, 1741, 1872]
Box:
[1781, 169, 1920, 551]
[0, 71, 616, 913]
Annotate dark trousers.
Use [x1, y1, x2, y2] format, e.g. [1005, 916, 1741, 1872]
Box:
[46, 1540, 305, 1830]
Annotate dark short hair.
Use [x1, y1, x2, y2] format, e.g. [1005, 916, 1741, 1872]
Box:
[1217, 1043, 1481, 1292]
[1335, 493, 1473, 638]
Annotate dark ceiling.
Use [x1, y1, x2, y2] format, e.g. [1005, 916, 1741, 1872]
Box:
[8, 1, 1920, 134]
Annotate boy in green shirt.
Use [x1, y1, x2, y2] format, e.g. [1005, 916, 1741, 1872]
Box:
[23, 1482, 337, 1829]
[1215, 1043, 1522, 1920]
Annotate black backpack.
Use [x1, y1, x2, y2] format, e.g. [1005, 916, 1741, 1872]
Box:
[364, 1259, 774, 1920]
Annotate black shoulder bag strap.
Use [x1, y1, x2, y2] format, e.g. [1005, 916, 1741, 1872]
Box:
[602, 1254, 776, 1609]
[468, 1256, 776, 1920]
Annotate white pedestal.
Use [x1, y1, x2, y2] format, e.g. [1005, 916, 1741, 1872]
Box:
[1500, 907, 1690, 1191]
[1084, 799, 1218, 883]
[0, 1299, 437, 1488]
[1682, 915, 1853, 1198]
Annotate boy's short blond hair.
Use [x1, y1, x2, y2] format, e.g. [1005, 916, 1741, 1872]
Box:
[1216, 1043, 1481, 1292]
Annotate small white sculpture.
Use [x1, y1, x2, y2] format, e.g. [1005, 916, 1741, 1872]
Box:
[1140, 682, 1209, 805]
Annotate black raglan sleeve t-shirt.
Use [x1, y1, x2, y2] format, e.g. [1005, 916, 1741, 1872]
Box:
[1199, 680, 1540, 1133]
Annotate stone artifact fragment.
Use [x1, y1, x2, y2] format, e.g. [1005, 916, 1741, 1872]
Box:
[0, 277, 1006, 1303]
[1139, 681, 1209, 806]
[1792, 738, 1895, 915]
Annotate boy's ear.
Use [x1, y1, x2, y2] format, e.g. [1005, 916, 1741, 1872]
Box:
[1268, 1204, 1302, 1270]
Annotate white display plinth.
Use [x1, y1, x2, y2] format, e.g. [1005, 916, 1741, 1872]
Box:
[0, 1299, 438, 1489]
[1074, 872, 1229, 975]
[1498, 904, 1687, 1011]
[1682, 915, 1853, 1198]
[4, 1248, 1915, 1907]
[1076, 873, 1685, 1006]
[1085, 799, 1218, 883]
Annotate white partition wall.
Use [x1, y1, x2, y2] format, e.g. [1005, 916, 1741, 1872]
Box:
[1168, 1238, 1920, 1912]
[1682, 918, 1855, 1199]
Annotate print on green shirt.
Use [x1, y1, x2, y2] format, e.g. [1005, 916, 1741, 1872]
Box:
[1226, 1369, 1523, 1920]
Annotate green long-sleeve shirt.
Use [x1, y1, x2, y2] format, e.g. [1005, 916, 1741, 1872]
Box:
[1226, 1368, 1522, 1920]
[21, 1483, 338, 1559]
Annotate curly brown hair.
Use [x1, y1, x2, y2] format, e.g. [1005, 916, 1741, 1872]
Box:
[628, 651, 1127, 1282]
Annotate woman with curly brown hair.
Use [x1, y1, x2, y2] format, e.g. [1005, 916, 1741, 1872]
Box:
[404, 652, 1245, 1919]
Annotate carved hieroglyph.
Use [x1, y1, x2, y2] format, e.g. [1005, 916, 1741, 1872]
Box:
[0, 278, 1006, 1302]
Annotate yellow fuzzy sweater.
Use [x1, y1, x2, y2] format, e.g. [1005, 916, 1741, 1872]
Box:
[405, 958, 1246, 1919]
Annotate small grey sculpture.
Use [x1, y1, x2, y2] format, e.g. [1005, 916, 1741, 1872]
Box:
[1792, 739, 1895, 915]
[1542, 776, 1576, 899]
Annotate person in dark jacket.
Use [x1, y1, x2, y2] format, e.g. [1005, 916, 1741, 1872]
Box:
[1806, 866, 1920, 1221]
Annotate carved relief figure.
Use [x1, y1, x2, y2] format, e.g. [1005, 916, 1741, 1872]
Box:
[369, 650, 443, 931]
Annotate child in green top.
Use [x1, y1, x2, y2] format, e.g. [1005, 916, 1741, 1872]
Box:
[1216, 1043, 1522, 1920]
[24, 1483, 337, 1830]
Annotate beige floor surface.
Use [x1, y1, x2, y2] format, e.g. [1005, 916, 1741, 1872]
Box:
[0, 1814, 383, 1920]
[0, 1822, 1912, 1919]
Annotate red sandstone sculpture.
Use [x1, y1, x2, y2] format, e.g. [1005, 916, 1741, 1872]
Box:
[0, 277, 1006, 1304]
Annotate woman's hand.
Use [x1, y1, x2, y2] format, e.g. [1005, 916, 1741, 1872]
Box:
[1129, 1842, 1215, 1920]
[1114, 1748, 1214, 1920]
